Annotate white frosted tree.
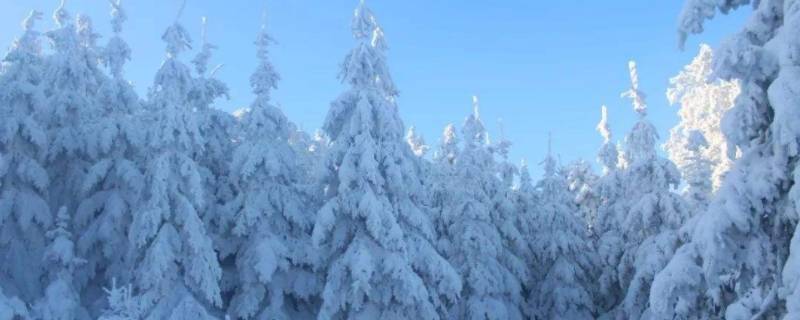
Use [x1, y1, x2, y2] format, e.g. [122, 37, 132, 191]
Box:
[433, 99, 526, 320]
[43, 2, 109, 220]
[665, 43, 739, 192]
[98, 279, 142, 320]
[0, 9, 51, 305]
[73, 3, 145, 313]
[34, 207, 89, 320]
[528, 138, 595, 320]
[652, 0, 800, 318]
[612, 61, 688, 319]
[312, 1, 460, 319]
[222, 13, 320, 319]
[127, 14, 222, 319]
[593, 105, 627, 315]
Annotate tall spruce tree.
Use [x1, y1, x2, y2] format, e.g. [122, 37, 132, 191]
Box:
[127, 10, 222, 319]
[223, 11, 320, 319]
[311, 1, 460, 319]
[528, 137, 595, 320]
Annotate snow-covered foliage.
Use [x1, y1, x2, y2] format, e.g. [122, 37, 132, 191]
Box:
[1, 0, 790, 319]
[651, 0, 800, 319]
[0, 9, 51, 306]
[665, 44, 740, 192]
[527, 139, 595, 319]
[430, 98, 528, 320]
[311, 2, 460, 319]
[127, 14, 223, 319]
[221, 13, 321, 319]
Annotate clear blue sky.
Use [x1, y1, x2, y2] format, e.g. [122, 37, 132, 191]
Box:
[0, 1, 749, 177]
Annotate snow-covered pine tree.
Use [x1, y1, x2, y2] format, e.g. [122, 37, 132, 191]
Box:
[222, 11, 320, 319]
[187, 17, 235, 231]
[593, 105, 627, 315]
[34, 207, 89, 320]
[612, 61, 688, 319]
[312, 1, 460, 318]
[127, 11, 222, 319]
[73, 2, 146, 313]
[0, 9, 51, 305]
[664, 43, 739, 192]
[43, 2, 109, 220]
[433, 98, 526, 320]
[528, 137, 595, 320]
[651, 0, 800, 318]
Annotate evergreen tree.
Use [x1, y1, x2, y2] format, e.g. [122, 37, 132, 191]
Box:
[528, 137, 595, 320]
[434, 99, 526, 320]
[98, 279, 142, 320]
[73, 3, 145, 313]
[593, 105, 626, 315]
[312, 1, 460, 318]
[614, 61, 688, 319]
[128, 12, 222, 319]
[223, 12, 320, 319]
[0, 9, 51, 305]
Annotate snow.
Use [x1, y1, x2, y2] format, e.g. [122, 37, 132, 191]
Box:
[2, 0, 795, 319]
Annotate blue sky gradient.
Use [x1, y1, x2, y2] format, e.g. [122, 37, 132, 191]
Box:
[0, 1, 750, 177]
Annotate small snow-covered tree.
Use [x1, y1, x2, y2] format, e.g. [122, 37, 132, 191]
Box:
[128, 15, 222, 319]
[98, 279, 142, 320]
[34, 207, 88, 320]
[312, 1, 460, 318]
[665, 43, 739, 192]
[528, 138, 595, 320]
[222, 13, 320, 319]
[0, 9, 51, 305]
[612, 61, 688, 319]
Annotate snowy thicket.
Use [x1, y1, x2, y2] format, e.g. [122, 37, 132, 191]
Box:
[2, 0, 785, 319]
[649, 0, 800, 319]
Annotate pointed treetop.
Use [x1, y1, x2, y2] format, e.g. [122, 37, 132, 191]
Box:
[352, 0, 375, 39]
[542, 132, 557, 177]
[175, 0, 187, 23]
[442, 123, 457, 145]
[109, 0, 126, 34]
[53, 0, 69, 27]
[472, 95, 480, 119]
[23, 10, 43, 31]
[251, 8, 280, 102]
[621, 60, 648, 117]
[597, 105, 612, 143]
[76, 14, 99, 47]
[192, 16, 217, 75]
